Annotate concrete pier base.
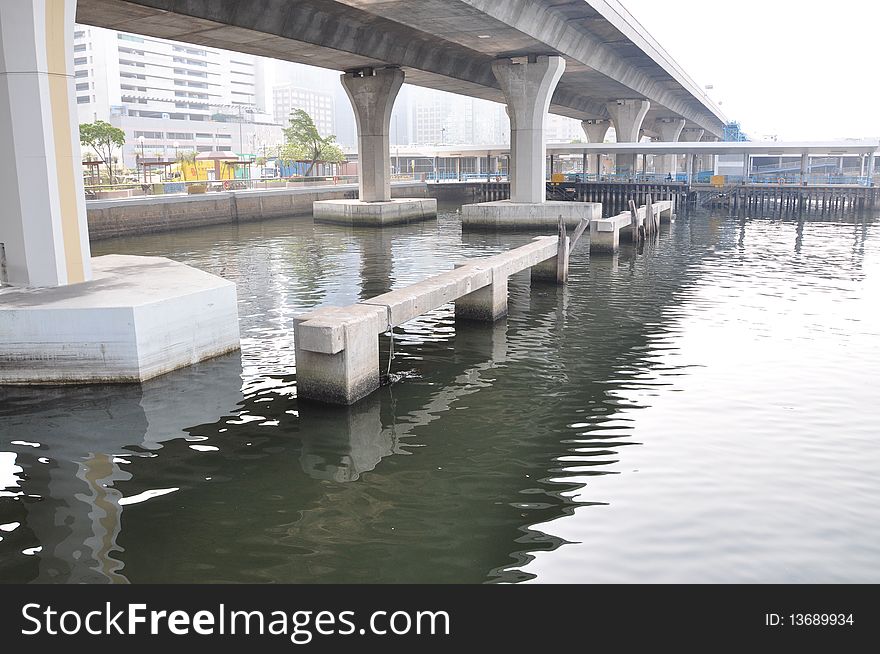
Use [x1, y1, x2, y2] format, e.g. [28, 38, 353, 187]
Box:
[461, 200, 601, 230]
[313, 198, 437, 226]
[0, 255, 240, 384]
[294, 304, 386, 405]
[455, 272, 508, 321]
[532, 236, 570, 283]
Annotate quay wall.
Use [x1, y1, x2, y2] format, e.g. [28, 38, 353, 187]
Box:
[86, 182, 430, 240]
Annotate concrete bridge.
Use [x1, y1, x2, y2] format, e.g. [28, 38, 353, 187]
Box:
[76, 0, 725, 134]
[75, 0, 726, 221]
[0, 0, 719, 386]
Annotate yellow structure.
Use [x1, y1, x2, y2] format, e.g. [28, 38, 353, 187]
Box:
[711, 175, 726, 188]
[172, 159, 239, 182]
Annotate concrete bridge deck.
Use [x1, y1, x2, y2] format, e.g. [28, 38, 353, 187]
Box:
[76, 0, 726, 134]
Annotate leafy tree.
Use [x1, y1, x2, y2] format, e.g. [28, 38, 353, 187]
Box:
[282, 109, 345, 176]
[79, 120, 125, 182]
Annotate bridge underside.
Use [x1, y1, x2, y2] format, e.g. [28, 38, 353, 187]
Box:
[75, 0, 725, 135]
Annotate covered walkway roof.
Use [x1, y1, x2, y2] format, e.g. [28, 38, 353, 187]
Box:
[380, 141, 880, 158]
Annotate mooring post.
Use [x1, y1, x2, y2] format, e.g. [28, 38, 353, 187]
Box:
[628, 199, 642, 244]
[532, 216, 569, 284]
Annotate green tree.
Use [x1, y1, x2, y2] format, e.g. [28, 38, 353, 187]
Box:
[282, 109, 345, 176]
[79, 120, 126, 182]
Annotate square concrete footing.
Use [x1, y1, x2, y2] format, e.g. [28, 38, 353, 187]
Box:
[0, 255, 240, 384]
[461, 200, 601, 230]
[313, 198, 437, 225]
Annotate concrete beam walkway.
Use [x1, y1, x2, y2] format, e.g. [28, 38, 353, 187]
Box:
[590, 200, 673, 253]
[294, 235, 566, 405]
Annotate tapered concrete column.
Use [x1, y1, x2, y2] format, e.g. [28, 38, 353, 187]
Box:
[655, 119, 686, 175]
[679, 128, 705, 142]
[581, 120, 610, 175]
[606, 99, 650, 175]
[492, 55, 565, 203]
[341, 67, 404, 202]
[678, 128, 704, 179]
[0, 0, 92, 287]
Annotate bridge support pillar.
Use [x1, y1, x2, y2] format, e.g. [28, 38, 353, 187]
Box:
[0, 0, 91, 288]
[493, 55, 565, 203]
[678, 128, 704, 180]
[343, 66, 402, 202]
[315, 67, 436, 224]
[655, 119, 686, 176]
[462, 56, 598, 229]
[581, 120, 610, 175]
[607, 100, 650, 176]
[0, 1, 240, 385]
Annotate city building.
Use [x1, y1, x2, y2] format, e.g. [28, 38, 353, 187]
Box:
[409, 87, 507, 146]
[73, 24, 284, 170]
[272, 83, 335, 136]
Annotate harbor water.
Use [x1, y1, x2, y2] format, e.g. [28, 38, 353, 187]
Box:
[1, 204, 879, 583]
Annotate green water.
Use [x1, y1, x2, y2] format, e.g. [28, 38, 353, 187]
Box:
[2, 205, 879, 583]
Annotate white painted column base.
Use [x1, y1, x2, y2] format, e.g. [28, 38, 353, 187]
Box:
[0, 255, 240, 383]
[313, 198, 437, 225]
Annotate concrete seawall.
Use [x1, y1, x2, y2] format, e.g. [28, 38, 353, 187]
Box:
[86, 182, 431, 240]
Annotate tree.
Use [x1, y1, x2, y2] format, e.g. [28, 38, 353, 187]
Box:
[282, 109, 345, 176]
[79, 120, 125, 182]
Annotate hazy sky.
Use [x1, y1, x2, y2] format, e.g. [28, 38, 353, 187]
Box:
[622, 0, 879, 140]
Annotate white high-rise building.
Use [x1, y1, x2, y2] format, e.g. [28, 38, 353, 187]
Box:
[73, 25, 283, 169]
[410, 87, 507, 146]
[272, 84, 335, 136]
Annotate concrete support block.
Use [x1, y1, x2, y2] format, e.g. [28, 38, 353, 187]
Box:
[341, 67, 404, 202]
[0, 255, 240, 384]
[461, 200, 600, 230]
[455, 271, 508, 322]
[492, 55, 565, 203]
[531, 235, 569, 284]
[294, 304, 386, 405]
[312, 198, 437, 226]
[590, 218, 621, 254]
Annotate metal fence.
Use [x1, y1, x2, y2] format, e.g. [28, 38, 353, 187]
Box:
[84, 175, 360, 199]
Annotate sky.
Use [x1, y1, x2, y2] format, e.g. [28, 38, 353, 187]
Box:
[621, 0, 880, 140]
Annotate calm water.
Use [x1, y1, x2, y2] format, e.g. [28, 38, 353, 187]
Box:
[2, 204, 879, 583]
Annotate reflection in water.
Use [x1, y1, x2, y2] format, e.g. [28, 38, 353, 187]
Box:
[2, 208, 880, 583]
